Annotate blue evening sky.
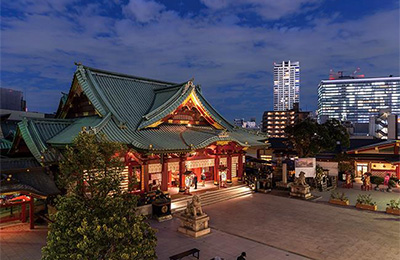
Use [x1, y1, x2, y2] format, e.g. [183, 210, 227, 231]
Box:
[1, 0, 399, 122]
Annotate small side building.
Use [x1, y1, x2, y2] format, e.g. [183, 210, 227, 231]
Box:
[347, 140, 400, 179]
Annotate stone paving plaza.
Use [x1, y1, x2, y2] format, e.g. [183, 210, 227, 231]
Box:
[1, 192, 399, 260]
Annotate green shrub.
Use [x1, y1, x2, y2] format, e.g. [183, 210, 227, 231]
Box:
[330, 191, 348, 201]
[356, 194, 376, 206]
[370, 176, 384, 186]
[387, 199, 400, 209]
[388, 180, 397, 188]
[390, 177, 399, 182]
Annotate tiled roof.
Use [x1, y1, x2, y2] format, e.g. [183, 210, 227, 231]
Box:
[347, 139, 397, 152]
[47, 116, 103, 146]
[12, 65, 267, 161]
[0, 157, 40, 170]
[15, 117, 103, 162]
[348, 139, 388, 151]
[0, 170, 60, 196]
[0, 138, 12, 150]
[17, 118, 74, 162]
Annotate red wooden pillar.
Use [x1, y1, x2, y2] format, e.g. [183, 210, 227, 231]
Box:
[143, 162, 149, 192]
[396, 163, 400, 179]
[179, 156, 186, 192]
[227, 154, 232, 183]
[161, 155, 169, 192]
[29, 197, 34, 229]
[214, 155, 220, 185]
[21, 203, 26, 223]
[238, 152, 244, 181]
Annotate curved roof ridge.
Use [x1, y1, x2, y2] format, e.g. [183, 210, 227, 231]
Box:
[85, 68, 127, 128]
[81, 64, 177, 86]
[153, 81, 188, 93]
[143, 82, 190, 120]
[75, 67, 108, 116]
[194, 136, 248, 150]
[23, 117, 74, 123]
[17, 119, 43, 162]
[194, 88, 234, 129]
[138, 83, 195, 129]
[93, 113, 112, 132]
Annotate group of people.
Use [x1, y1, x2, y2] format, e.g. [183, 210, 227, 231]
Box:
[191, 172, 207, 189]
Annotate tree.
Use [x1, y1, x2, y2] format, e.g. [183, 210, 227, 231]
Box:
[319, 119, 350, 152]
[42, 132, 157, 260]
[285, 118, 323, 157]
[285, 118, 349, 158]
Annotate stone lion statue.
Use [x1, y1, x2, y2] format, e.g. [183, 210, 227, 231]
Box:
[294, 171, 308, 186]
[184, 195, 204, 217]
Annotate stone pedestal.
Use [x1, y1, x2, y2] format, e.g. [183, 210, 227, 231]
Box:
[290, 184, 312, 199]
[177, 214, 211, 238]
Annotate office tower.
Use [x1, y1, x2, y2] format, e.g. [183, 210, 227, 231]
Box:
[318, 76, 400, 124]
[273, 61, 300, 111]
[0, 88, 26, 111]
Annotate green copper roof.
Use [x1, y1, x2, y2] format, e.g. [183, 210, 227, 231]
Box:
[14, 117, 105, 163]
[13, 65, 268, 161]
[138, 83, 194, 129]
[17, 118, 74, 162]
[47, 116, 103, 146]
[0, 138, 12, 150]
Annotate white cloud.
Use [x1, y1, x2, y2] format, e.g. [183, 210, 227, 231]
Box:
[0, 1, 399, 120]
[123, 0, 165, 23]
[200, 0, 321, 20]
[200, 0, 229, 10]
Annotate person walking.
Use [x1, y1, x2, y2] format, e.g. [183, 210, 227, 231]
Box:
[237, 252, 246, 260]
[193, 175, 198, 189]
[201, 172, 206, 186]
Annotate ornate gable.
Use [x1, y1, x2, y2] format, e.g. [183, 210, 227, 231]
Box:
[144, 86, 225, 129]
[56, 77, 98, 119]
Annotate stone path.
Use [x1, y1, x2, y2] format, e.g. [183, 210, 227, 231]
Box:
[0, 224, 47, 260]
[1, 192, 399, 260]
[205, 193, 400, 260]
[154, 218, 308, 260]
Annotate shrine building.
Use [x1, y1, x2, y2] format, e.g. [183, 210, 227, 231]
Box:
[8, 64, 268, 195]
[346, 139, 400, 180]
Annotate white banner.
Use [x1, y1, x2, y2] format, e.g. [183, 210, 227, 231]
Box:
[168, 162, 179, 172]
[220, 157, 227, 166]
[232, 156, 238, 164]
[148, 163, 162, 173]
[186, 159, 214, 169]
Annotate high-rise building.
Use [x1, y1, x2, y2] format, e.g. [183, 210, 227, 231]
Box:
[273, 61, 300, 111]
[0, 88, 26, 111]
[318, 76, 400, 124]
[262, 103, 310, 137]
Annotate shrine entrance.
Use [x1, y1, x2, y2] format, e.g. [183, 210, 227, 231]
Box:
[168, 159, 215, 195]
